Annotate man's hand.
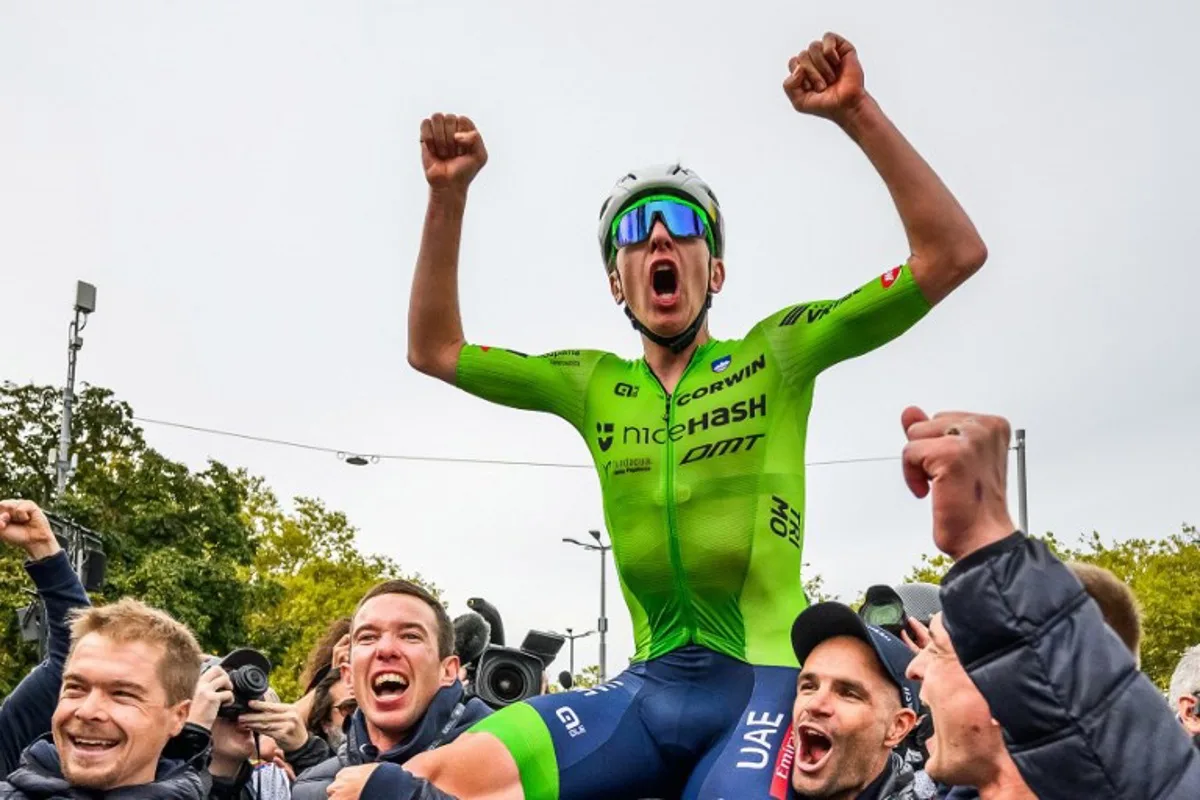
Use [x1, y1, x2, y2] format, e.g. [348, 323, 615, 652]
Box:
[240, 700, 309, 752]
[188, 666, 233, 731]
[783, 32, 867, 123]
[420, 113, 487, 193]
[0, 499, 61, 561]
[901, 407, 1016, 561]
[326, 763, 380, 800]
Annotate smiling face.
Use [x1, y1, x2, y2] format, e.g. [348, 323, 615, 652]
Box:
[52, 633, 190, 790]
[791, 636, 915, 798]
[905, 614, 1009, 787]
[610, 218, 724, 340]
[350, 592, 458, 752]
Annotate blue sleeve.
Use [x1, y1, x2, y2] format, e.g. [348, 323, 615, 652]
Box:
[940, 533, 1200, 799]
[361, 763, 461, 800]
[0, 550, 90, 775]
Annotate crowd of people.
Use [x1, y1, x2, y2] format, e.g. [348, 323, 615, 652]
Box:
[3, 28, 1199, 800]
[2, 408, 1198, 799]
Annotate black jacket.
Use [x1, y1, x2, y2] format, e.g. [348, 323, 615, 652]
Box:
[0, 552, 91, 776]
[0, 737, 207, 799]
[291, 681, 489, 800]
[941, 532, 1200, 799]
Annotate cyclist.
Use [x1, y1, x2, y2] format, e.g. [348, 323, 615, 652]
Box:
[398, 31, 986, 800]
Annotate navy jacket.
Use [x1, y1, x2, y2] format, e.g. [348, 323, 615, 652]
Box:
[0, 552, 91, 776]
[0, 737, 207, 799]
[292, 681, 490, 800]
[941, 532, 1200, 799]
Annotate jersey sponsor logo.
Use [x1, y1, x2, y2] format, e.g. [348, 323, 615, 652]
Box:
[624, 394, 767, 446]
[779, 289, 861, 327]
[555, 706, 586, 738]
[614, 382, 639, 398]
[736, 711, 786, 770]
[479, 346, 528, 357]
[679, 434, 765, 465]
[596, 422, 615, 452]
[547, 349, 582, 367]
[602, 457, 652, 477]
[675, 354, 767, 406]
[711, 354, 732, 373]
[769, 495, 802, 549]
[880, 266, 902, 289]
[770, 726, 796, 800]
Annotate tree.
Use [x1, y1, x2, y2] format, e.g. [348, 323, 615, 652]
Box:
[571, 664, 601, 690]
[904, 526, 1200, 689]
[241, 487, 437, 701]
[0, 381, 433, 701]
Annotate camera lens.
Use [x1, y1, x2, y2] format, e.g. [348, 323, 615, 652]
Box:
[489, 664, 531, 704]
[862, 602, 904, 627]
[231, 665, 269, 700]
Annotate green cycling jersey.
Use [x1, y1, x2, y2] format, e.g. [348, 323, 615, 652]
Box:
[457, 264, 929, 667]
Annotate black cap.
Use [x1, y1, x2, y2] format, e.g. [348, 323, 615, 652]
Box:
[791, 602, 920, 714]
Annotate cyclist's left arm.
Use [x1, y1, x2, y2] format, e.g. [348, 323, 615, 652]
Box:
[760, 263, 930, 381]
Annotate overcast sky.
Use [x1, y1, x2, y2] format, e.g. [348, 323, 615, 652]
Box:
[3, 1, 1198, 677]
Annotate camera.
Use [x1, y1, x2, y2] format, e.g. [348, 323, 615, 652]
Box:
[472, 630, 566, 709]
[205, 648, 272, 720]
[456, 599, 565, 709]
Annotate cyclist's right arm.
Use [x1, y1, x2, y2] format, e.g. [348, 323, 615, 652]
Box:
[407, 113, 488, 384]
[408, 186, 467, 384]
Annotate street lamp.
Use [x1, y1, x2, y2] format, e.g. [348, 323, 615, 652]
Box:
[561, 627, 596, 678]
[563, 530, 612, 682]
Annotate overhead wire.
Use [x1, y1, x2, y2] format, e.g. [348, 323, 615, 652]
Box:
[132, 415, 926, 470]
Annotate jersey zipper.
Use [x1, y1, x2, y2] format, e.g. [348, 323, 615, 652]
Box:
[644, 347, 707, 646]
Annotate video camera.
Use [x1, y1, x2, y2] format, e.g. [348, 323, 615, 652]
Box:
[455, 598, 565, 709]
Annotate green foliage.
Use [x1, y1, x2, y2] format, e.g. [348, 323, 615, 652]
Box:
[802, 563, 835, 604]
[0, 381, 430, 701]
[242, 489, 436, 701]
[572, 664, 601, 689]
[903, 527, 1200, 689]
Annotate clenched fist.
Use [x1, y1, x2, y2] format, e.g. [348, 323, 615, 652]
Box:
[782, 32, 867, 122]
[901, 407, 1016, 561]
[0, 499, 60, 561]
[420, 113, 487, 192]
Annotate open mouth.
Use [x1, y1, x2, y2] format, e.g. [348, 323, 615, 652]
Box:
[372, 672, 409, 699]
[650, 260, 679, 298]
[68, 735, 120, 755]
[795, 724, 833, 774]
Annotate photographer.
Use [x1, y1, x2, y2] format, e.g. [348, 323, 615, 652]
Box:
[0, 598, 208, 798]
[190, 651, 336, 800]
[0, 499, 91, 776]
[294, 580, 490, 800]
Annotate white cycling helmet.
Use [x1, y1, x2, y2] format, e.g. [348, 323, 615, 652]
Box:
[597, 163, 725, 272]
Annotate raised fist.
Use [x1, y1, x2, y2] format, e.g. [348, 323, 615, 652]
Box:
[783, 32, 867, 121]
[0, 499, 60, 561]
[900, 408, 1016, 561]
[420, 113, 488, 191]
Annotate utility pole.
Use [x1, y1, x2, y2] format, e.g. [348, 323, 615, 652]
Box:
[1016, 429, 1029, 534]
[55, 281, 96, 501]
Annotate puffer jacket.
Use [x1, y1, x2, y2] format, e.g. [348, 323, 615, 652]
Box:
[0, 552, 91, 776]
[940, 532, 1200, 799]
[0, 737, 207, 799]
[292, 681, 489, 800]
